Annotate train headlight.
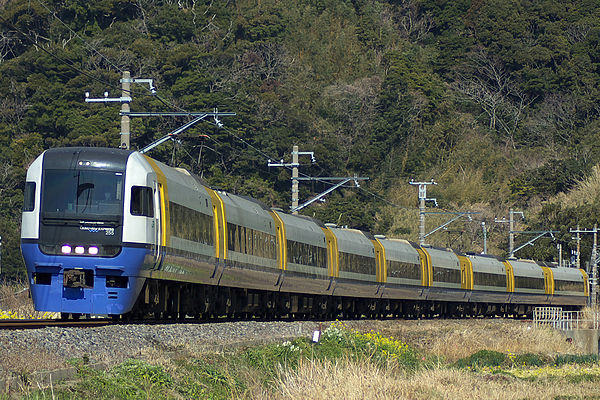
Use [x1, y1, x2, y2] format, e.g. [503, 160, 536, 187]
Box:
[75, 246, 85, 255]
[61, 245, 72, 254]
[88, 246, 99, 255]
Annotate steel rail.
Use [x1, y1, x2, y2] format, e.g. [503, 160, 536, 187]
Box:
[0, 319, 113, 330]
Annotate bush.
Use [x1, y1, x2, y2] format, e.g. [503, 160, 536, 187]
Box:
[454, 350, 506, 369]
[555, 354, 600, 366]
[511, 353, 549, 367]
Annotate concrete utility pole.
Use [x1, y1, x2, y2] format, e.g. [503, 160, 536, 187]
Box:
[570, 225, 599, 307]
[292, 145, 299, 212]
[120, 71, 131, 149]
[409, 180, 478, 247]
[495, 209, 523, 258]
[409, 180, 437, 246]
[571, 225, 582, 269]
[268, 146, 315, 215]
[482, 221, 487, 254]
[509, 209, 514, 256]
[570, 225, 598, 278]
[86, 73, 233, 153]
[496, 209, 557, 259]
[593, 225, 598, 308]
[558, 242, 562, 267]
[268, 146, 368, 215]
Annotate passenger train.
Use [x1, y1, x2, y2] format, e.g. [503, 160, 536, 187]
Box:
[20, 147, 589, 319]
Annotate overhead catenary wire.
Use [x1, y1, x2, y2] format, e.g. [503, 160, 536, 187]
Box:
[33, 0, 195, 112]
[201, 119, 427, 213]
[34, 0, 125, 73]
[0, 14, 121, 91]
[4, 5, 422, 216]
[4, 3, 407, 207]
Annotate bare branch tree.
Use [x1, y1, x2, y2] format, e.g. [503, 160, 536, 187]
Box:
[388, 0, 433, 43]
[453, 49, 533, 148]
[0, 162, 19, 200]
[0, 30, 17, 64]
[0, 80, 28, 127]
[323, 76, 382, 160]
[566, 23, 591, 45]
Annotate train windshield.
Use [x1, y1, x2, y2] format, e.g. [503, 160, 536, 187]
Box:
[41, 169, 124, 220]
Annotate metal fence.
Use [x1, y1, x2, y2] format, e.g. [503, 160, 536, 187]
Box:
[533, 307, 600, 331]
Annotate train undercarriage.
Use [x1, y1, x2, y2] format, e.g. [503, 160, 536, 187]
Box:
[82, 279, 551, 321]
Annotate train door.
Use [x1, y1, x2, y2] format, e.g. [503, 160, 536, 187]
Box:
[153, 181, 163, 267]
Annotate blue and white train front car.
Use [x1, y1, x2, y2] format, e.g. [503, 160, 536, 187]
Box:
[21, 147, 159, 316]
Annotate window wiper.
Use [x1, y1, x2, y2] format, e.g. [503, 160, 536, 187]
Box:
[41, 217, 81, 226]
[76, 182, 94, 212]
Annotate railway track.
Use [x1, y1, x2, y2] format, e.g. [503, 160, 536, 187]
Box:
[0, 314, 535, 331]
[0, 315, 294, 329]
[0, 318, 113, 330]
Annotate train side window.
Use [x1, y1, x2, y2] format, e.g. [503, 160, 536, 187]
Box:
[131, 186, 154, 217]
[23, 182, 35, 212]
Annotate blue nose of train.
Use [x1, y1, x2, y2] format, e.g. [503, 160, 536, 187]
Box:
[21, 243, 148, 315]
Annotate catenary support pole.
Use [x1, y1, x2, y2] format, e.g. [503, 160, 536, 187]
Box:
[120, 71, 131, 149]
[292, 145, 299, 215]
[593, 225, 597, 308]
[482, 221, 487, 254]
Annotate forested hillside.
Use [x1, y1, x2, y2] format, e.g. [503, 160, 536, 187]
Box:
[1, 0, 600, 279]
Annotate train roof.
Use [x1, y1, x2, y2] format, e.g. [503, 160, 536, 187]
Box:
[61, 147, 570, 270]
[43, 147, 134, 171]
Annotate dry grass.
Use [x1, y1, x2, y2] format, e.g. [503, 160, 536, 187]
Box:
[0, 280, 37, 317]
[579, 307, 600, 329]
[0, 280, 31, 311]
[0, 281, 55, 319]
[2, 317, 595, 398]
[0, 339, 68, 376]
[552, 163, 600, 207]
[274, 358, 600, 400]
[344, 319, 580, 362]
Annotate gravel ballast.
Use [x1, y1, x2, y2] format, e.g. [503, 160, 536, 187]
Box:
[0, 320, 330, 375]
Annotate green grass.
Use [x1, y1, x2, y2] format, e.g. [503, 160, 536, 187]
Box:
[555, 354, 600, 366]
[14, 323, 600, 399]
[18, 323, 427, 399]
[455, 350, 600, 371]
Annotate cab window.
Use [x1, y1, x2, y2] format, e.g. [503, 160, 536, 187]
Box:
[131, 186, 154, 217]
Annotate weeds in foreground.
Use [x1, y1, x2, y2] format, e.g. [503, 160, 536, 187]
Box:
[0, 281, 57, 319]
[24, 322, 429, 399]
[17, 322, 600, 399]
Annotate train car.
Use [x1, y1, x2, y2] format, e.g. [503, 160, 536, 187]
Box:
[327, 227, 379, 299]
[419, 246, 466, 302]
[505, 259, 549, 307]
[214, 192, 280, 291]
[21, 147, 590, 319]
[467, 254, 509, 303]
[378, 238, 425, 301]
[540, 263, 588, 306]
[270, 212, 331, 295]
